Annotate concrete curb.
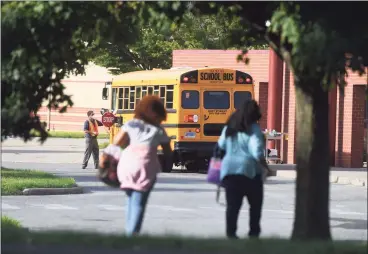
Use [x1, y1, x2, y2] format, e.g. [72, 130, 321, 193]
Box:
[22, 187, 84, 195]
[275, 172, 367, 187]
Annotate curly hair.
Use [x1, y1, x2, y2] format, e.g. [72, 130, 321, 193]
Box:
[225, 99, 262, 137]
[134, 95, 167, 125]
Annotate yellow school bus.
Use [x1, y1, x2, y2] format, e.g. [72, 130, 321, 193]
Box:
[101, 67, 255, 172]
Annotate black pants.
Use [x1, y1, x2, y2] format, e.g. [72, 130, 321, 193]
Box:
[82, 137, 99, 168]
[222, 174, 263, 238]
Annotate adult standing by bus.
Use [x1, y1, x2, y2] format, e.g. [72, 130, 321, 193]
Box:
[113, 95, 173, 236]
[82, 110, 104, 169]
[217, 100, 270, 239]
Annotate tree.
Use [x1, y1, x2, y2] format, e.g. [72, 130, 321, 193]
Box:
[89, 11, 268, 74]
[1, 1, 138, 142]
[142, 1, 368, 240]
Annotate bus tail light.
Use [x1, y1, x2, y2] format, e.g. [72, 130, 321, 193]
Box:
[184, 114, 199, 123]
[195, 128, 200, 133]
[236, 70, 253, 84]
[182, 76, 197, 83]
[180, 70, 198, 84]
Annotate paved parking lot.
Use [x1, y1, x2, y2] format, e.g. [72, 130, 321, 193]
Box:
[2, 138, 367, 240]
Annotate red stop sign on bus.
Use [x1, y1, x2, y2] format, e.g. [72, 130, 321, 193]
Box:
[101, 112, 116, 128]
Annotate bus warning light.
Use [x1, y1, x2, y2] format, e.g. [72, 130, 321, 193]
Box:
[184, 114, 198, 123]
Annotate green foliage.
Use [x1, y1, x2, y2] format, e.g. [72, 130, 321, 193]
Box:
[30, 130, 109, 139]
[1, 167, 76, 195]
[1, 1, 137, 142]
[90, 10, 268, 74]
[1, 216, 29, 243]
[99, 141, 110, 149]
[145, 2, 367, 90]
[1, 225, 367, 254]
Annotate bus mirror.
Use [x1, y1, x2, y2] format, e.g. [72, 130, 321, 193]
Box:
[116, 116, 123, 125]
[102, 88, 109, 100]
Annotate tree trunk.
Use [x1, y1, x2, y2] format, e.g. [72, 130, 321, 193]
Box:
[291, 78, 331, 240]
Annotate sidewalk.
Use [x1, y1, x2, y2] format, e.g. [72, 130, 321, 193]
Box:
[270, 164, 367, 187]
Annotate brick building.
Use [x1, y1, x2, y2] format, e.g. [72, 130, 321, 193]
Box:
[38, 63, 112, 133]
[172, 49, 367, 168]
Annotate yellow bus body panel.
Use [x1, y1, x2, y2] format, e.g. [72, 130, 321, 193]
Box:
[108, 68, 255, 153]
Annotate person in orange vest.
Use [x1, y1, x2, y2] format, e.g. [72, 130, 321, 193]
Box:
[82, 110, 104, 169]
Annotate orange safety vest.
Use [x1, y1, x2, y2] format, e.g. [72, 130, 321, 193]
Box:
[88, 120, 99, 136]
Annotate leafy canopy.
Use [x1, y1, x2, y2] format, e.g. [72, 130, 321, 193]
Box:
[89, 10, 268, 75]
[1, 1, 138, 142]
[142, 1, 367, 91]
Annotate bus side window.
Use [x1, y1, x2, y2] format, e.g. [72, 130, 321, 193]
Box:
[118, 87, 124, 109]
[166, 85, 174, 109]
[181, 90, 199, 109]
[111, 88, 117, 110]
[129, 87, 135, 110]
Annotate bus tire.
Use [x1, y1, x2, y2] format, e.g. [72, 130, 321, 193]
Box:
[185, 162, 198, 172]
[162, 166, 173, 173]
[159, 154, 172, 173]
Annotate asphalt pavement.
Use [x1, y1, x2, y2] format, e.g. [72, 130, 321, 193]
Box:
[1, 138, 367, 240]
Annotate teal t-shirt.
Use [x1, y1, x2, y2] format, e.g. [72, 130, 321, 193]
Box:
[217, 123, 265, 180]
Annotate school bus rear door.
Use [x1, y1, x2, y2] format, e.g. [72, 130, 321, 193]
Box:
[200, 87, 233, 141]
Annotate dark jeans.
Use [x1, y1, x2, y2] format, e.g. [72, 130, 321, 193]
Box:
[222, 174, 263, 238]
[82, 137, 99, 168]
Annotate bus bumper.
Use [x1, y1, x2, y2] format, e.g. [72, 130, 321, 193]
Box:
[174, 141, 217, 157]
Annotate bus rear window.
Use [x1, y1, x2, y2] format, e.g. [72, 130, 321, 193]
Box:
[234, 91, 252, 109]
[204, 91, 229, 109]
[181, 90, 199, 109]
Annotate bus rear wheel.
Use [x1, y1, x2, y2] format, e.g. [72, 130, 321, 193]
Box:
[185, 159, 208, 173]
[159, 155, 172, 173]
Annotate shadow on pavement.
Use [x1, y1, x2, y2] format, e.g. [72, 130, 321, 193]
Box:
[65, 174, 208, 186]
[80, 185, 214, 194]
[2, 149, 84, 154]
[82, 186, 121, 193]
[156, 177, 206, 185]
[153, 187, 214, 193]
[331, 217, 368, 230]
[265, 178, 295, 185]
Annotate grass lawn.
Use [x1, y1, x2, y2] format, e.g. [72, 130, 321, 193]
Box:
[31, 130, 109, 139]
[1, 167, 77, 195]
[1, 217, 366, 254]
[99, 141, 110, 149]
[1, 216, 29, 243]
